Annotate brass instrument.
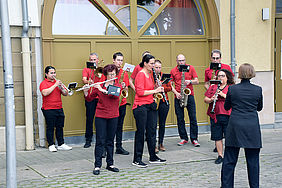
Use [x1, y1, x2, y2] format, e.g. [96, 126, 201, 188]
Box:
[179, 66, 191, 108]
[53, 76, 74, 96]
[152, 68, 166, 110]
[119, 67, 129, 100]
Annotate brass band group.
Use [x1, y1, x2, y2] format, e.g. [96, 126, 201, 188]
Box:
[40, 49, 263, 188]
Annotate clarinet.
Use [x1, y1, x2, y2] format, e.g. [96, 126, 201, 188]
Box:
[210, 83, 221, 114]
[152, 68, 169, 105]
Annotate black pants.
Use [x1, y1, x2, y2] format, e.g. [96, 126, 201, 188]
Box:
[174, 95, 198, 141]
[41, 108, 65, 147]
[157, 100, 170, 145]
[94, 117, 118, 168]
[221, 146, 260, 188]
[115, 104, 127, 148]
[85, 99, 98, 142]
[133, 103, 158, 162]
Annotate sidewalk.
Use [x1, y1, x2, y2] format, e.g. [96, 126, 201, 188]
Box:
[0, 128, 282, 187]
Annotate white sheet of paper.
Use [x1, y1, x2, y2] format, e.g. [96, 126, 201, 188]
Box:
[123, 63, 135, 73]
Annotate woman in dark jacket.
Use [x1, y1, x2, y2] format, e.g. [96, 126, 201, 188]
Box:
[221, 63, 263, 188]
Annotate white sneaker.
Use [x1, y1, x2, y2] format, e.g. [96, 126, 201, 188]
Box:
[57, 144, 72, 151]
[49, 144, 57, 152]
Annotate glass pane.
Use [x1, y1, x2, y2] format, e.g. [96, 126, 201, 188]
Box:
[107, 22, 123, 35]
[52, 0, 123, 35]
[137, 0, 165, 31]
[277, 0, 282, 13]
[150, 0, 204, 35]
[143, 22, 158, 35]
[99, 0, 131, 31]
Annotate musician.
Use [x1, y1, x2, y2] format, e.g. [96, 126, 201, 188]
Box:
[132, 54, 166, 168]
[170, 54, 200, 147]
[82, 53, 103, 148]
[204, 69, 234, 164]
[129, 51, 150, 91]
[221, 63, 263, 188]
[40, 66, 72, 152]
[204, 49, 234, 90]
[154, 60, 172, 152]
[112, 52, 130, 155]
[84, 64, 122, 175]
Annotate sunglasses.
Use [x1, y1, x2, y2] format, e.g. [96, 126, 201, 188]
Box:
[212, 57, 220, 60]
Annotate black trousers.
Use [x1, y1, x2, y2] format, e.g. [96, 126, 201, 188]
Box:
[133, 103, 158, 162]
[85, 99, 98, 142]
[115, 104, 127, 148]
[221, 146, 260, 188]
[174, 95, 198, 141]
[157, 100, 170, 145]
[94, 117, 118, 168]
[41, 108, 65, 146]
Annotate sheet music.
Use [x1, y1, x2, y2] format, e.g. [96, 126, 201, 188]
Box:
[123, 63, 135, 73]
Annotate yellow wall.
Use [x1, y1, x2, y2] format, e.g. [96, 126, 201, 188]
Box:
[220, 0, 274, 71]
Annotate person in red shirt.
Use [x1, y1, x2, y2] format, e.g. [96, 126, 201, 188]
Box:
[204, 69, 234, 164]
[153, 59, 172, 152]
[129, 51, 150, 92]
[132, 54, 166, 168]
[40, 66, 72, 152]
[112, 52, 130, 155]
[84, 64, 123, 175]
[82, 53, 104, 148]
[170, 54, 200, 147]
[204, 49, 234, 90]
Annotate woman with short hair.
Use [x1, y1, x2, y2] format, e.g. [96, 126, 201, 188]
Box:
[221, 63, 263, 188]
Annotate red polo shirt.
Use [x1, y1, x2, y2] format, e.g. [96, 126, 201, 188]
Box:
[170, 65, 198, 96]
[205, 84, 231, 122]
[117, 69, 129, 106]
[40, 78, 63, 110]
[153, 72, 172, 102]
[82, 68, 105, 100]
[133, 71, 155, 109]
[204, 63, 234, 82]
[85, 83, 121, 119]
[130, 64, 142, 80]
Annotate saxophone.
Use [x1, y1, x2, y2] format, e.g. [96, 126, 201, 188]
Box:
[152, 68, 165, 110]
[119, 68, 128, 105]
[179, 71, 191, 108]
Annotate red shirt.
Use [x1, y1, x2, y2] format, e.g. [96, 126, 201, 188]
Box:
[40, 78, 63, 110]
[133, 71, 155, 109]
[82, 68, 105, 99]
[170, 65, 198, 96]
[130, 64, 142, 80]
[117, 69, 129, 106]
[204, 63, 234, 82]
[205, 84, 231, 122]
[85, 83, 121, 118]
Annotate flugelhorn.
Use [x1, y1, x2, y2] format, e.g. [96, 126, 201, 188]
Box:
[53, 76, 74, 96]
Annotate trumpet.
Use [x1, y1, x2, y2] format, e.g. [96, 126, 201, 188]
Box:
[53, 76, 74, 96]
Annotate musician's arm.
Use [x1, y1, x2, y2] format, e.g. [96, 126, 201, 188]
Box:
[204, 82, 210, 90]
[41, 81, 59, 96]
[191, 77, 199, 85]
[224, 88, 232, 111]
[82, 77, 89, 84]
[129, 77, 135, 92]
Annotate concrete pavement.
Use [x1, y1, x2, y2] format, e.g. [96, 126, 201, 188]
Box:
[0, 128, 282, 187]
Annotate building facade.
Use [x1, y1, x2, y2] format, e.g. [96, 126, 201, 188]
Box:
[0, 0, 279, 151]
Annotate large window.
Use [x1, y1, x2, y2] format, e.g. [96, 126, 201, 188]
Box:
[52, 0, 204, 36]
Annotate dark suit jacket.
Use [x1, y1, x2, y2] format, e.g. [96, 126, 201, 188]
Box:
[224, 79, 263, 148]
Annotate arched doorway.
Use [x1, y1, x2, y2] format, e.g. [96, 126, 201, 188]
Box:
[42, 0, 220, 138]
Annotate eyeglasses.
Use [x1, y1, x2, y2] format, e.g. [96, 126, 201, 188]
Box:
[212, 57, 220, 60]
[217, 75, 226, 78]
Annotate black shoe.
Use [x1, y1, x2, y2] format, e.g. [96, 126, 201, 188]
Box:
[215, 156, 223, 164]
[106, 165, 119, 172]
[149, 156, 166, 164]
[115, 147, 129, 155]
[132, 161, 148, 168]
[213, 147, 217, 152]
[102, 150, 107, 158]
[93, 167, 100, 175]
[84, 141, 91, 148]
